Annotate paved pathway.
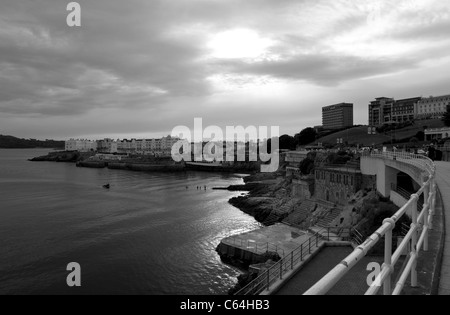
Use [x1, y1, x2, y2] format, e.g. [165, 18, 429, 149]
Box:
[275, 246, 354, 295]
[434, 162, 450, 295]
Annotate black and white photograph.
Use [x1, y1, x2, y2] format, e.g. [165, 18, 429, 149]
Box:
[1, 0, 450, 301]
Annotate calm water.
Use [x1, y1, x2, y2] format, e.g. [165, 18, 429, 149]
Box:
[0, 149, 261, 295]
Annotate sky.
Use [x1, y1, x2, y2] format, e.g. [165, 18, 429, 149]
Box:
[1, 0, 450, 140]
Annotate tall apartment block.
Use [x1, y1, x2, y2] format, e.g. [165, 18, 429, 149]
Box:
[322, 103, 354, 129]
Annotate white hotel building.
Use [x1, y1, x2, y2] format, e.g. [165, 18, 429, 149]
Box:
[116, 136, 179, 155]
[417, 94, 450, 118]
[66, 136, 180, 155]
[65, 139, 98, 152]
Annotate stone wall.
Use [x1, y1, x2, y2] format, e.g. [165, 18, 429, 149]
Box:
[292, 177, 315, 200]
[314, 167, 362, 206]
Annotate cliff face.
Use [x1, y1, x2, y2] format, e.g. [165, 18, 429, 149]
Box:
[228, 171, 293, 224]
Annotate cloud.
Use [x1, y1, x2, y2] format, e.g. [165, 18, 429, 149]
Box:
[0, 0, 449, 138]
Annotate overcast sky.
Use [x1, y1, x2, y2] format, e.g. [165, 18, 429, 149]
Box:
[1, 0, 450, 140]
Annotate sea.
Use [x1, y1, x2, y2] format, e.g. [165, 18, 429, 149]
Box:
[0, 148, 261, 295]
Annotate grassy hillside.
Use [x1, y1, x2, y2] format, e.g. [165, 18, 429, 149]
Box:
[312, 119, 445, 147]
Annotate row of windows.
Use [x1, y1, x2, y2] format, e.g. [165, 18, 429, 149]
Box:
[316, 171, 354, 186]
[420, 103, 448, 107]
[422, 97, 450, 104]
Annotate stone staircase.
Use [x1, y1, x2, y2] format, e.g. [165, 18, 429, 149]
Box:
[315, 208, 343, 228]
[282, 199, 317, 227]
[263, 212, 283, 226]
[263, 198, 301, 226]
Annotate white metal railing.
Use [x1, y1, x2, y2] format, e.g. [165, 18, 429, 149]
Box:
[304, 150, 437, 295]
[234, 227, 354, 295]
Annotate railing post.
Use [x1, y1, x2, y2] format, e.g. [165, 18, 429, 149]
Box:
[280, 262, 283, 280]
[430, 180, 436, 230]
[328, 228, 330, 241]
[411, 194, 418, 287]
[266, 271, 270, 291]
[424, 181, 430, 252]
[309, 238, 311, 254]
[300, 244, 303, 261]
[291, 251, 294, 270]
[383, 218, 395, 295]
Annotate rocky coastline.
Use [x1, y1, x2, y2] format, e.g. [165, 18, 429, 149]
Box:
[29, 150, 261, 174]
[223, 171, 291, 223]
[29, 151, 94, 163]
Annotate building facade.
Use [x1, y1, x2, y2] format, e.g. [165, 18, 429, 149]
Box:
[314, 166, 362, 206]
[391, 97, 421, 123]
[322, 103, 354, 129]
[417, 95, 450, 118]
[66, 136, 179, 155]
[368, 97, 395, 126]
[369, 96, 422, 126]
[285, 150, 309, 177]
[65, 139, 98, 152]
[97, 139, 118, 153]
[425, 127, 450, 141]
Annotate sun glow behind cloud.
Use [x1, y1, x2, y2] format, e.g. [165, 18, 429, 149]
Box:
[207, 29, 274, 59]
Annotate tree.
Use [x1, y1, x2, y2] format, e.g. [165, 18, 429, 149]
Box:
[443, 106, 450, 127]
[299, 157, 314, 175]
[294, 128, 317, 146]
[279, 134, 296, 150]
[415, 131, 425, 141]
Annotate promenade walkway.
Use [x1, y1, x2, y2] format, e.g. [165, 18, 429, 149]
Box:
[434, 162, 450, 295]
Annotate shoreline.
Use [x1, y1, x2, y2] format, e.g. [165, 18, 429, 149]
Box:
[28, 150, 260, 174]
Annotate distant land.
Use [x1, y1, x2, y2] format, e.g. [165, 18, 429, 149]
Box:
[0, 135, 64, 149]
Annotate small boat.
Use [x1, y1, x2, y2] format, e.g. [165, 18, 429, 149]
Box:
[103, 184, 110, 189]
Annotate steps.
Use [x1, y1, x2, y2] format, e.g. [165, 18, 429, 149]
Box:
[273, 198, 301, 216]
[263, 212, 282, 226]
[264, 198, 302, 225]
[316, 208, 343, 228]
[283, 199, 317, 227]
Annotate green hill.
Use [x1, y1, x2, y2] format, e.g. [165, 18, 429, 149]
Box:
[312, 119, 445, 147]
[0, 135, 64, 149]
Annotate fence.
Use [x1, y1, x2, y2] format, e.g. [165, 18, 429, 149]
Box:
[234, 227, 356, 295]
[304, 150, 436, 295]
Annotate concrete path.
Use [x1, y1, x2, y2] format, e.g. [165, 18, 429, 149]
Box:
[275, 246, 354, 295]
[434, 162, 450, 295]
